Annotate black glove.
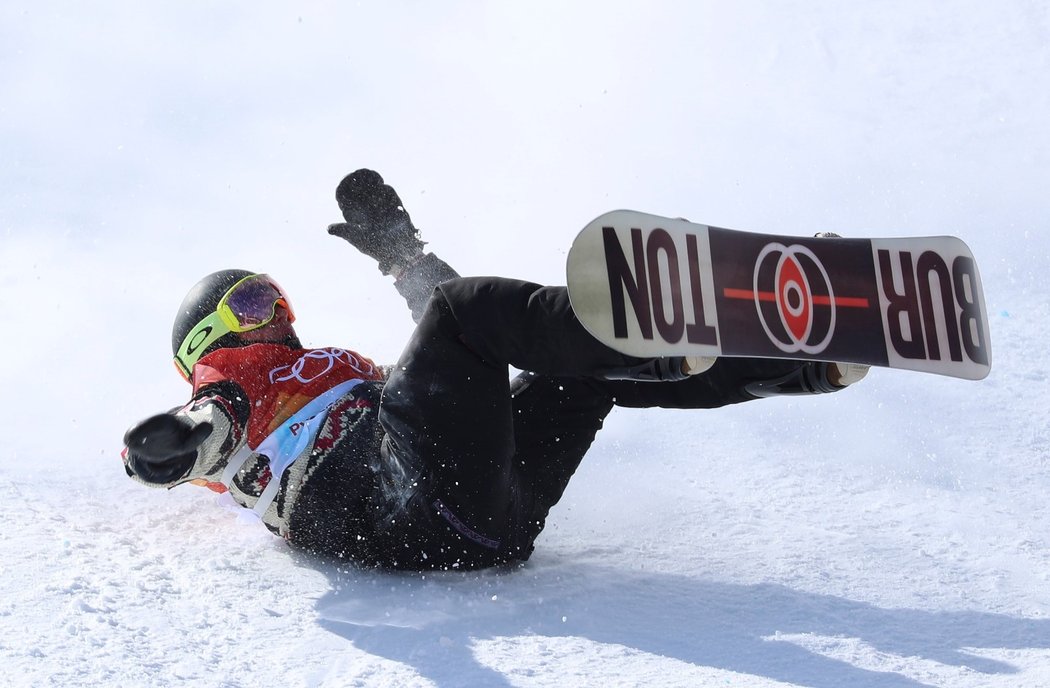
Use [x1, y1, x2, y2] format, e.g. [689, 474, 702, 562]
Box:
[328, 169, 424, 275]
[332, 168, 408, 228]
[123, 414, 213, 484]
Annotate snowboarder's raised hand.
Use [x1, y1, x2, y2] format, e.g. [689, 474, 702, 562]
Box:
[332, 168, 408, 230]
[327, 168, 424, 276]
[123, 414, 213, 484]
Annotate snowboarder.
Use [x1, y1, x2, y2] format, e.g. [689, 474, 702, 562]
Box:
[122, 169, 868, 570]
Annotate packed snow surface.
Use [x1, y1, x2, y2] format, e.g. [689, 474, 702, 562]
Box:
[2, 2, 1049, 686]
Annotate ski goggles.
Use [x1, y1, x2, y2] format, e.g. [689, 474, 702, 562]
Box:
[173, 273, 296, 381]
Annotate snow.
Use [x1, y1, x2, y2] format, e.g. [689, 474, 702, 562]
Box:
[2, 1, 1049, 686]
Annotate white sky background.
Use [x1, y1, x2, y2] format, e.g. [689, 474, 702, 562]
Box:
[1, 1, 1048, 466]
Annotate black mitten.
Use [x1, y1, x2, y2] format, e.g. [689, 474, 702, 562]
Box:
[334, 169, 409, 228]
[328, 168, 424, 275]
[123, 414, 213, 484]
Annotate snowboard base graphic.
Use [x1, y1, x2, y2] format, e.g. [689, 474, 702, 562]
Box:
[566, 211, 991, 380]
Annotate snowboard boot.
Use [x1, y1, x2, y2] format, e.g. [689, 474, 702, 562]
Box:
[744, 360, 868, 398]
[599, 355, 717, 382]
[328, 169, 426, 276]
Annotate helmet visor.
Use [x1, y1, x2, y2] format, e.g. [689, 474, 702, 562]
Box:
[218, 274, 296, 331]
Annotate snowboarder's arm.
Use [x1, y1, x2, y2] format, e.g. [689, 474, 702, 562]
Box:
[122, 387, 247, 489]
[390, 253, 460, 323]
[327, 169, 460, 322]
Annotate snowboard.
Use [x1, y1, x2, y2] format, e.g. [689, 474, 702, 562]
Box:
[566, 210, 991, 380]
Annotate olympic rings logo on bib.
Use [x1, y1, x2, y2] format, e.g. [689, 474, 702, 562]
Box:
[269, 348, 375, 384]
[753, 243, 836, 355]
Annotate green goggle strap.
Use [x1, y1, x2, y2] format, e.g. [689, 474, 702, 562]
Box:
[174, 310, 234, 379]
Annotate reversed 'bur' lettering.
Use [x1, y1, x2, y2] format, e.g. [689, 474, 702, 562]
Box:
[877, 249, 988, 365]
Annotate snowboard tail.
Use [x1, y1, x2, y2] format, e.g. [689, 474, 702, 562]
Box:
[566, 211, 991, 380]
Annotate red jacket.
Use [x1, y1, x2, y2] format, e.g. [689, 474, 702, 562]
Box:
[124, 344, 385, 541]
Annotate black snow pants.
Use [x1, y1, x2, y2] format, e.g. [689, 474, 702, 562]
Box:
[375, 274, 809, 570]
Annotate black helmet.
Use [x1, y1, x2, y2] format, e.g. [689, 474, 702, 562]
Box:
[171, 268, 258, 381]
[171, 269, 301, 381]
[171, 269, 254, 357]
